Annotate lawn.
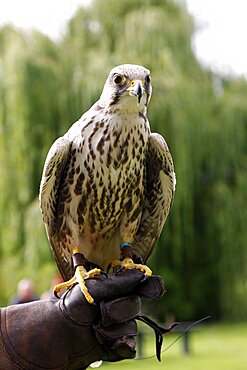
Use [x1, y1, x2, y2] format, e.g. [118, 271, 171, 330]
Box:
[103, 322, 247, 370]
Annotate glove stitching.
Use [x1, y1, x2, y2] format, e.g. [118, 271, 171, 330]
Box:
[58, 299, 98, 327]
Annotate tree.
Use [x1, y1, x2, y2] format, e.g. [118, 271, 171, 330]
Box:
[0, 0, 246, 320]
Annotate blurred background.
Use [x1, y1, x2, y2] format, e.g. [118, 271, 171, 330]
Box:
[0, 0, 246, 367]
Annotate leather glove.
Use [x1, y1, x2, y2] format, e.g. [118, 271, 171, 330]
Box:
[0, 270, 172, 370]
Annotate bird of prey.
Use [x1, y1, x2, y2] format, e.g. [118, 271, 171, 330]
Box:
[39, 64, 176, 303]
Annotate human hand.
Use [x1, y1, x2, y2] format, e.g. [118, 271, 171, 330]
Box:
[0, 270, 165, 370]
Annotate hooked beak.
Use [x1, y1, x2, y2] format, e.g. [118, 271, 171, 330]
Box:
[127, 80, 144, 104]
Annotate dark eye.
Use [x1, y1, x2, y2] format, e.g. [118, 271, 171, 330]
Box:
[113, 74, 126, 86]
[145, 75, 151, 84]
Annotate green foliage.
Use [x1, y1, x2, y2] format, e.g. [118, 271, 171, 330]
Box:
[0, 0, 246, 321]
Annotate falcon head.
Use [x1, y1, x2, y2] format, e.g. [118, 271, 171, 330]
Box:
[99, 64, 152, 113]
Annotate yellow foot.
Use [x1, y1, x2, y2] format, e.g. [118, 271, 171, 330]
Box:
[111, 257, 152, 276]
[54, 265, 101, 304]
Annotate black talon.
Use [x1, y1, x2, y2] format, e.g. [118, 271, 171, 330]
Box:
[54, 290, 60, 299]
[115, 266, 125, 275]
[107, 262, 112, 273]
[98, 270, 108, 278]
[133, 254, 143, 264]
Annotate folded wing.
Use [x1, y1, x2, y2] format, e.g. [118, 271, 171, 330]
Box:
[39, 136, 73, 279]
[133, 133, 176, 262]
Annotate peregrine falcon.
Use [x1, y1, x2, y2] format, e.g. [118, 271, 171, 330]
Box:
[39, 64, 176, 303]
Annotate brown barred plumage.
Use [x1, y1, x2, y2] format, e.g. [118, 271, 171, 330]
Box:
[39, 64, 176, 281]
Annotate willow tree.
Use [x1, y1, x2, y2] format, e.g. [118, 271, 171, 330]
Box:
[56, 0, 247, 320]
[0, 0, 246, 320]
[0, 26, 63, 300]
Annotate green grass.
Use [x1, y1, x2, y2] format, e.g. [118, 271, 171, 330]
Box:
[102, 322, 247, 370]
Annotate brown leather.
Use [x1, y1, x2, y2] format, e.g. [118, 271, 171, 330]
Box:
[0, 270, 166, 370]
[100, 296, 141, 326]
